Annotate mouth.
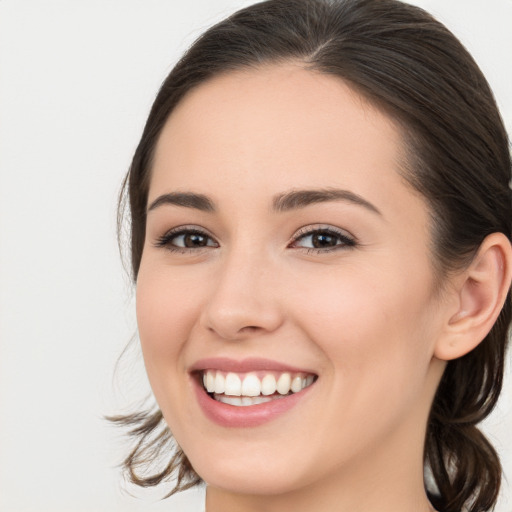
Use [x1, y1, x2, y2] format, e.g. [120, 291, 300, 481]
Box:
[200, 369, 316, 407]
[190, 358, 318, 427]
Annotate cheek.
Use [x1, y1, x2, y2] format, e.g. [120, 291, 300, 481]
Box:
[135, 264, 200, 381]
[135, 263, 208, 439]
[291, 263, 437, 408]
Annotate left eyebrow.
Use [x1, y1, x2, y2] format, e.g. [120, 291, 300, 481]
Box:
[272, 188, 382, 215]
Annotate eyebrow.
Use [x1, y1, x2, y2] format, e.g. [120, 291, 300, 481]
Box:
[272, 188, 381, 215]
[147, 187, 381, 216]
[147, 192, 215, 213]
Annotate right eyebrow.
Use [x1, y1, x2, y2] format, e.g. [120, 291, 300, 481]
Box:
[147, 192, 215, 213]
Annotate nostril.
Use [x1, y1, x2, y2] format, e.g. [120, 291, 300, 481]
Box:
[206, 321, 271, 341]
[199, 283, 284, 340]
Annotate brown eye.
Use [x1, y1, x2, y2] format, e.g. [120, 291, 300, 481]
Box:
[310, 232, 339, 248]
[182, 233, 210, 247]
[155, 228, 219, 251]
[291, 227, 356, 252]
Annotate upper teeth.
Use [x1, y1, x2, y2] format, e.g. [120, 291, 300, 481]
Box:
[202, 370, 315, 397]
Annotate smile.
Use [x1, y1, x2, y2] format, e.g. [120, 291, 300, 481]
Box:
[191, 358, 318, 427]
[202, 370, 316, 406]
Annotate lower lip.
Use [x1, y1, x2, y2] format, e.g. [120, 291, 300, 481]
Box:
[192, 376, 314, 428]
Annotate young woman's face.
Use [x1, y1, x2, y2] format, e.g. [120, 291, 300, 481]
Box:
[136, 65, 448, 497]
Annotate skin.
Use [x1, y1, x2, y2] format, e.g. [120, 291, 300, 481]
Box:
[136, 64, 471, 512]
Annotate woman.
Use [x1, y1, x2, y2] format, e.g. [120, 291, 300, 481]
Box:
[112, 1, 512, 511]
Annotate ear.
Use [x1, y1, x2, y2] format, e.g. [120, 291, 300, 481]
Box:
[434, 233, 512, 361]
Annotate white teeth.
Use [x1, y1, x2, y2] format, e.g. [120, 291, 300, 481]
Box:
[241, 373, 261, 397]
[224, 372, 242, 396]
[215, 394, 274, 406]
[291, 375, 302, 393]
[202, 369, 316, 404]
[261, 374, 277, 395]
[276, 373, 291, 395]
[206, 371, 215, 393]
[214, 372, 225, 394]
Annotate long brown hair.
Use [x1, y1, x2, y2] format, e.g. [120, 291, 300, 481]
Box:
[111, 1, 512, 510]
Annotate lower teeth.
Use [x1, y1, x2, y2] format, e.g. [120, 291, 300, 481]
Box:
[213, 393, 288, 406]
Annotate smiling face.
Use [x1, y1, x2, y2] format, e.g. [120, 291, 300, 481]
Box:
[136, 65, 449, 506]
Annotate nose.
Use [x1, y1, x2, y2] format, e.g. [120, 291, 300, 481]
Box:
[199, 249, 284, 341]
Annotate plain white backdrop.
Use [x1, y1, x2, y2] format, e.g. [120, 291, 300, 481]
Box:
[0, 1, 510, 511]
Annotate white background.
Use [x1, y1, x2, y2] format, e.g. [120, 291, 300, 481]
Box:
[0, 1, 510, 511]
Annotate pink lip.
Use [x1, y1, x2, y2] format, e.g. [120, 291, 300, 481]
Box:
[192, 377, 314, 428]
[190, 357, 316, 374]
[189, 358, 317, 428]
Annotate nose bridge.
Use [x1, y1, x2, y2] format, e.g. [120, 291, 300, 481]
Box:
[200, 241, 282, 340]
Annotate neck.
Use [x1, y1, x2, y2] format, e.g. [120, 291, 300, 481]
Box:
[206, 480, 434, 512]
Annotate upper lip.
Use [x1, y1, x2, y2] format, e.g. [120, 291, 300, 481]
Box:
[189, 357, 317, 375]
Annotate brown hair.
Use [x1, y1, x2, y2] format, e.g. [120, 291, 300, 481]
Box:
[112, 1, 512, 510]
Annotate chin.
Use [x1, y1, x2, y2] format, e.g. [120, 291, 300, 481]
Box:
[200, 464, 308, 496]
[183, 441, 315, 496]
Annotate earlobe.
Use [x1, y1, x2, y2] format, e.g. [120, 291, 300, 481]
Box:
[434, 233, 512, 361]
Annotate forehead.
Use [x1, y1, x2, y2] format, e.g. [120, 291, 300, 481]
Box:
[150, 64, 412, 211]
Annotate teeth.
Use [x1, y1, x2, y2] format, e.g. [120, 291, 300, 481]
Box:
[215, 394, 275, 406]
[206, 371, 215, 393]
[225, 373, 242, 396]
[261, 374, 277, 395]
[276, 373, 291, 395]
[202, 369, 316, 404]
[241, 373, 261, 397]
[214, 372, 225, 394]
[291, 375, 302, 393]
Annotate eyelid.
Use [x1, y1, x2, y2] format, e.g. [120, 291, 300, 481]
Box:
[152, 223, 356, 253]
[292, 224, 354, 239]
[288, 224, 357, 251]
[154, 225, 219, 251]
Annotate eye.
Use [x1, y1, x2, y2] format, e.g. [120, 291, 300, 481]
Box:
[154, 226, 218, 252]
[290, 226, 356, 252]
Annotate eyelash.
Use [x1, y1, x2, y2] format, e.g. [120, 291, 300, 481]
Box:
[154, 225, 357, 254]
[154, 226, 218, 254]
[289, 225, 357, 254]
